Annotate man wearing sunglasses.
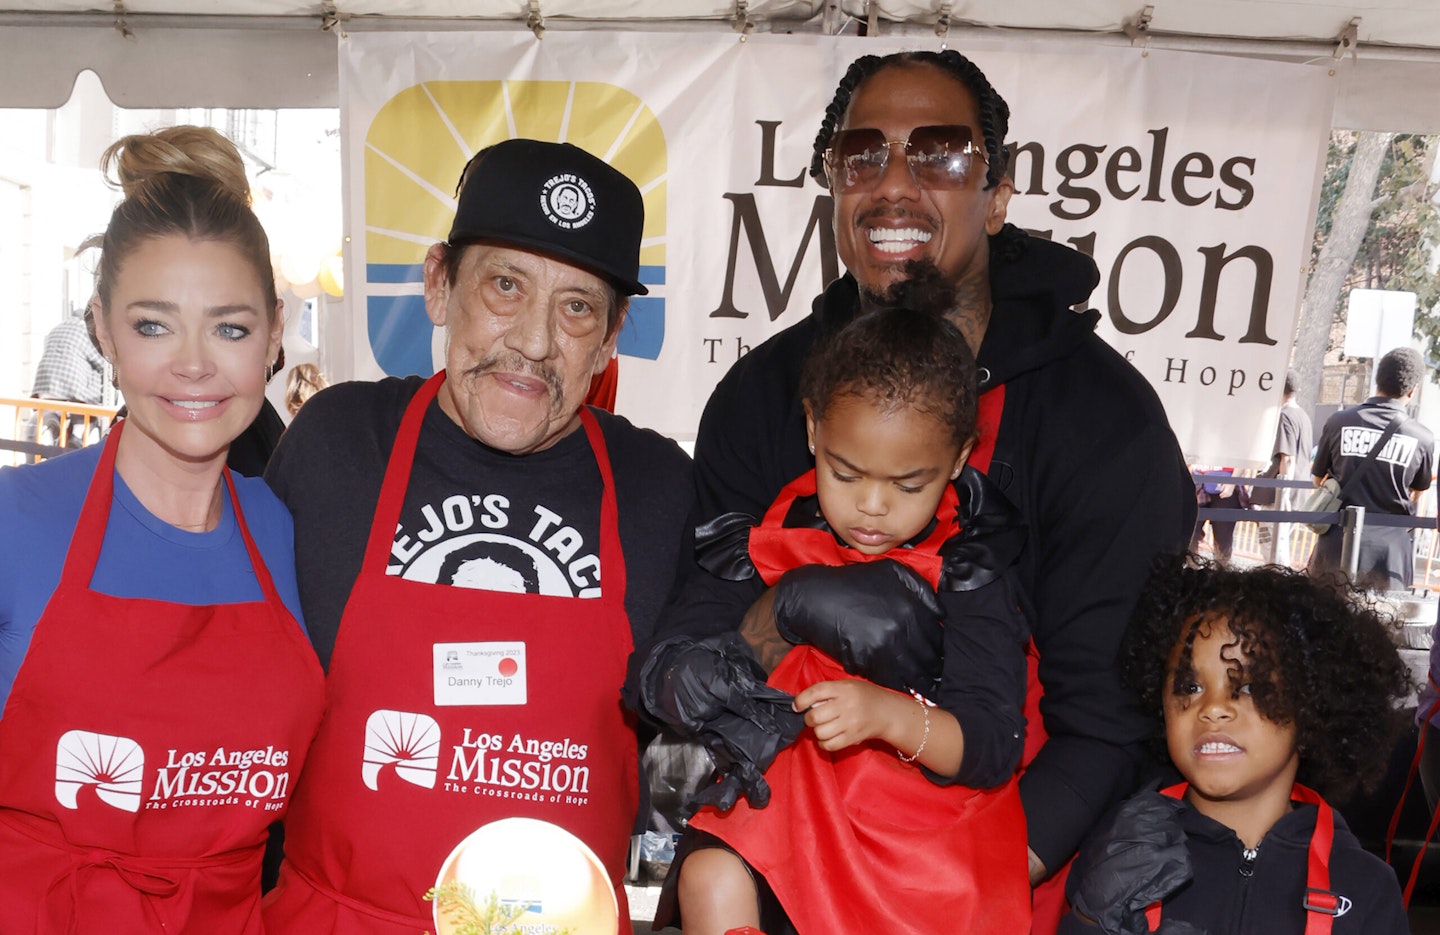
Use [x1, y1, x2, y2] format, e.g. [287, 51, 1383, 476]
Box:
[653, 48, 1195, 934]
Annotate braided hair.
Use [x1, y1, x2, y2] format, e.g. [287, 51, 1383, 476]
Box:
[808, 50, 1012, 190]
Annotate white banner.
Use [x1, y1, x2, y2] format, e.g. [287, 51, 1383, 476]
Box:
[339, 32, 1335, 464]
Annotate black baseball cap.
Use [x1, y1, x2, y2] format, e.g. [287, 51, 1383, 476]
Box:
[448, 139, 648, 296]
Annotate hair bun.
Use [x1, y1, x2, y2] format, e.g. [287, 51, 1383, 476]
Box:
[101, 125, 251, 204]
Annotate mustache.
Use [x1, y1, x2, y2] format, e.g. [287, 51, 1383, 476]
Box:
[463, 354, 564, 399]
[855, 205, 937, 229]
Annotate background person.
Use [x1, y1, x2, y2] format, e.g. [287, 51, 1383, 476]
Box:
[284, 361, 327, 418]
[28, 309, 109, 453]
[0, 125, 323, 931]
[1309, 347, 1434, 590]
[661, 48, 1195, 929]
[262, 139, 695, 933]
[1188, 465, 1247, 564]
[1252, 371, 1313, 566]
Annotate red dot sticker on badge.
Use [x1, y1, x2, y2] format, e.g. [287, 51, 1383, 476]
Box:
[499, 657, 519, 678]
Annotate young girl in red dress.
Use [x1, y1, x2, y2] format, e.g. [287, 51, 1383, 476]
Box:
[641, 281, 1031, 935]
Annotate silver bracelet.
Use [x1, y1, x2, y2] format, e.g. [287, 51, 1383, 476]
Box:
[896, 697, 930, 763]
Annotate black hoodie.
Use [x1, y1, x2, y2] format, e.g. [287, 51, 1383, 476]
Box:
[685, 228, 1196, 870]
[1059, 793, 1408, 935]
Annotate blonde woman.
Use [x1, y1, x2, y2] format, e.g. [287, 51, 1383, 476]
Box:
[0, 126, 324, 931]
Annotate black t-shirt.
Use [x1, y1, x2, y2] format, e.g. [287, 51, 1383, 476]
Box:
[264, 376, 695, 673]
[1312, 397, 1434, 516]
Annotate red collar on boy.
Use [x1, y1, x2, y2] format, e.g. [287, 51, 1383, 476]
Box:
[1146, 782, 1343, 934]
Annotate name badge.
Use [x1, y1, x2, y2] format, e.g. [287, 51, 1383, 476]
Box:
[434, 642, 527, 707]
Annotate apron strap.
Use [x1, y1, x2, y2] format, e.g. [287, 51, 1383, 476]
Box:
[223, 466, 284, 606]
[55, 420, 279, 605]
[969, 384, 1005, 475]
[55, 421, 125, 589]
[576, 407, 626, 605]
[359, 377, 627, 606]
[1388, 679, 1440, 906]
[1150, 783, 1338, 934]
[758, 468, 815, 531]
[1289, 784, 1340, 935]
[360, 372, 446, 573]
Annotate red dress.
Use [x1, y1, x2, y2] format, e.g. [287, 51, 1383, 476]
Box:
[688, 469, 1032, 935]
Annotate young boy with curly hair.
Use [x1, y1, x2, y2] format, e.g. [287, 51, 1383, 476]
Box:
[1059, 557, 1411, 934]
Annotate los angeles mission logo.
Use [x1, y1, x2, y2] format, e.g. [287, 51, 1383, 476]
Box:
[363, 710, 592, 807]
[55, 729, 294, 813]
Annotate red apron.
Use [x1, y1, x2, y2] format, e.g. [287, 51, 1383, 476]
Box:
[689, 469, 1031, 935]
[1146, 782, 1341, 935]
[1386, 684, 1440, 906]
[0, 420, 325, 933]
[264, 372, 637, 934]
[975, 385, 1065, 933]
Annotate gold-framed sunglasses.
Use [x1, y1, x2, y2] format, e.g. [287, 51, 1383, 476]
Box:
[823, 125, 989, 192]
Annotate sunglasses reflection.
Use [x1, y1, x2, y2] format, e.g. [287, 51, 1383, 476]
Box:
[824, 125, 988, 192]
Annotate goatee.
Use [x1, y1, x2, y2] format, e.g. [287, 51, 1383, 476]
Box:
[858, 260, 958, 321]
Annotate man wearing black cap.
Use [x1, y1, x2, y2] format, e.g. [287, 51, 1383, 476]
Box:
[262, 139, 694, 932]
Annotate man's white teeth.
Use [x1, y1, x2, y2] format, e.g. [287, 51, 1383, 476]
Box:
[171, 399, 218, 410]
[1199, 742, 1241, 754]
[868, 227, 932, 254]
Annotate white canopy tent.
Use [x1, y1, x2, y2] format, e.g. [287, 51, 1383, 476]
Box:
[0, 0, 1433, 462]
[1, 1, 1439, 131]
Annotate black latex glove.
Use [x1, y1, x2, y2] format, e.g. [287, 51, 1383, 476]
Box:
[639, 632, 797, 738]
[772, 560, 944, 696]
[638, 633, 804, 810]
[690, 714, 786, 811]
[1069, 792, 1192, 935]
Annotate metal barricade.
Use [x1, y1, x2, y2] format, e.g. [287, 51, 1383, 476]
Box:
[1191, 470, 1437, 587]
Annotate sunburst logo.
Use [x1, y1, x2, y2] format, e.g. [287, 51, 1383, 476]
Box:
[363, 709, 442, 791]
[55, 730, 144, 813]
[362, 80, 668, 377]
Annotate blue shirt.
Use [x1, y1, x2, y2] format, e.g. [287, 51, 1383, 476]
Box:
[0, 445, 306, 710]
